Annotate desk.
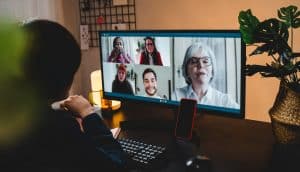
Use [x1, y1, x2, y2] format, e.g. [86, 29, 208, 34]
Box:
[102, 102, 299, 172]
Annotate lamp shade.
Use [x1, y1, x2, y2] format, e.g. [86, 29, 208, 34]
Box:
[89, 69, 121, 111]
[91, 70, 102, 91]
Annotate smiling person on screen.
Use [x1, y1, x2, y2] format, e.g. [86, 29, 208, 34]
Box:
[139, 37, 163, 66]
[142, 68, 163, 99]
[108, 36, 133, 64]
[173, 42, 239, 109]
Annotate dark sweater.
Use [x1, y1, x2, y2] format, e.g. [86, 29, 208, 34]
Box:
[3, 108, 128, 172]
[112, 78, 134, 95]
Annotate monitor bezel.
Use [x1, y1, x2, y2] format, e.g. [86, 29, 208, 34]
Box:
[99, 30, 246, 118]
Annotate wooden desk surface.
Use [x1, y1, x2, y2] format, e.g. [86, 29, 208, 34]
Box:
[102, 102, 299, 172]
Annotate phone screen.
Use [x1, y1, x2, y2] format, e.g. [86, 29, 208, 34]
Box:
[175, 99, 197, 139]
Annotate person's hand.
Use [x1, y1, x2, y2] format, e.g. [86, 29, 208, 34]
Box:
[62, 95, 94, 119]
[113, 48, 121, 55]
[119, 47, 125, 54]
[110, 48, 120, 62]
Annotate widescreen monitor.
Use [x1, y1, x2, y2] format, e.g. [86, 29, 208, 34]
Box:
[99, 30, 245, 118]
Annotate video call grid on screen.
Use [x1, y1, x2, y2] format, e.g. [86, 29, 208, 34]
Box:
[99, 30, 245, 117]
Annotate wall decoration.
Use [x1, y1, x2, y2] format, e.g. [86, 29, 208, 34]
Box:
[79, 0, 136, 47]
[80, 25, 89, 50]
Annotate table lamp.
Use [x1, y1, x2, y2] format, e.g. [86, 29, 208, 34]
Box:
[89, 70, 121, 111]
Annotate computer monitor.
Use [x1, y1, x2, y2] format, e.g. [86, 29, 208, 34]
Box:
[99, 30, 245, 118]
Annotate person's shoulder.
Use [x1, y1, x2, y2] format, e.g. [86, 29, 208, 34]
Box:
[208, 87, 238, 106]
[173, 85, 189, 99]
[177, 85, 189, 92]
[208, 87, 229, 98]
[125, 80, 133, 88]
[45, 109, 78, 129]
[156, 51, 162, 57]
[209, 87, 224, 94]
[140, 51, 146, 57]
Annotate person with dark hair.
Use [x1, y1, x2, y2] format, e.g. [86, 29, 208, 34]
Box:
[112, 64, 134, 95]
[173, 42, 239, 109]
[6, 20, 127, 171]
[139, 37, 163, 66]
[108, 37, 132, 63]
[142, 68, 162, 98]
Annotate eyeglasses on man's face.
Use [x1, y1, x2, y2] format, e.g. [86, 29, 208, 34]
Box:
[188, 57, 212, 67]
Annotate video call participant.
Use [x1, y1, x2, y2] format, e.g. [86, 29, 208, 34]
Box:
[108, 37, 133, 63]
[142, 68, 162, 98]
[6, 20, 127, 171]
[173, 42, 239, 109]
[139, 37, 163, 66]
[112, 64, 134, 95]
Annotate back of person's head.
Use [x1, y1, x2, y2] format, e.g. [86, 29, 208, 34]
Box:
[22, 20, 81, 102]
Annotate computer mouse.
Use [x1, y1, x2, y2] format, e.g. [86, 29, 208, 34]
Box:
[186, 155, 211, 172]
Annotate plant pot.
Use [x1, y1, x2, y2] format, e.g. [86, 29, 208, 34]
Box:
[269, 82, 300, 144]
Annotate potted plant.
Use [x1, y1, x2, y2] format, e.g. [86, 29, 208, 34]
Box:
[238, 5, 300, 144]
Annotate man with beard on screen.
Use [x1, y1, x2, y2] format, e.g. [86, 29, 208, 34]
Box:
[142, 68, 162, 98]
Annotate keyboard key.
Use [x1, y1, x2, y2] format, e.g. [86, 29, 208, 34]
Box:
[118, 138, 166, 166]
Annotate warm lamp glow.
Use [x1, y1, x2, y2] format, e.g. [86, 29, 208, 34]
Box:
[91, 70, 102, 91]
[90, 70, 121, 111]
[89, 91, 101, 106]
[111, 100, 121, 110]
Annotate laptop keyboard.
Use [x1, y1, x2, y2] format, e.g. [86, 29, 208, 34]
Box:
[118, 138, 166, 165]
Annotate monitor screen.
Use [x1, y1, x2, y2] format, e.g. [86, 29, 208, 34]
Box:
[99, 30, 245, 118]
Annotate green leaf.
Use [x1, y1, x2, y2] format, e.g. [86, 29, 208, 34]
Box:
[270, 61, 281, 69]
[245, 63, 297, 78]
[278, 5, 300, 28]
[249, 44, 271, 56]
[279, 64, 298, 76]
[245, 64, 276, 76]
[239, 6, 299, 82]
[254, 19, 291, 56]
[238, 9, 260, 44]
[279, 52, 292, 65]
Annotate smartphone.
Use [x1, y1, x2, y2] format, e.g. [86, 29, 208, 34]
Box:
[175, 98, 197, 140]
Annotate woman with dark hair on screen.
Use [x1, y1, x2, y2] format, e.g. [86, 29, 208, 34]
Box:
[108, 37, 132, 63]
[173, 42, 239, 109]
[139, 37, 163, 66]
[112, 64, 134, 95]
